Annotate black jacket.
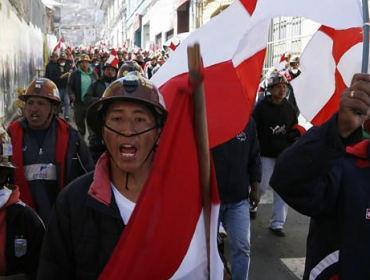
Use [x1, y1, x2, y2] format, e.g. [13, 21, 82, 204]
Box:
[5, 202, 45, 280]
[44, 62, 59, 81]
[84, 79, 108, 106]
[253, 96, 298, 158]
[84, 79, 110, 162]
[37, 172, 124, 280]
[45, 63, 71, 89]
[270, 115, 369, 280]
[68, 70, 97, 105]
[212, 119, 262, 204]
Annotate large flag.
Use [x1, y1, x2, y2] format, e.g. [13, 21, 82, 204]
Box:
[99, 86, 223, 279]
[248, 0, 362, 30]
[152, 1, 269, 148]
[291, 26, 364, 125]
[153, 0, 363, 148]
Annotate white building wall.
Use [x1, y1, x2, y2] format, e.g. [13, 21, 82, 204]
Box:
[145, 0, 175, 47]
[101, 0, 126, 48]
[264, 17, 320, 72]
[123, 0, 155, 49]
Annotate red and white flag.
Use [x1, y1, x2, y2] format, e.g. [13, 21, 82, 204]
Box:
[106, 48, 120, 68]
[100, 81, 223, 280]
[274, 53, 291, 72]
[52, 37, 65, 55]
[153, 0, 363, 148]
[291, 26, 364, 125]
[169, 41, 177, 51]
[152, 1, 269, 148]
[248, 0, 362, 30]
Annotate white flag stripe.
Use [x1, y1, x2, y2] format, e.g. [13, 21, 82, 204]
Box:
[210, 204, 224, 279]
[337, 42, 364, 87]
[292, 32, 336, 121]
[152, 1, 251, 88]
[232, 19, 270, 67]
[106, 55, 115, 65]
[249, 0, 362, 30]
[168, 206, 223, 280]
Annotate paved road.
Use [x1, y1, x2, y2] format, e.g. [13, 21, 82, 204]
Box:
[224, 188, 310, 280]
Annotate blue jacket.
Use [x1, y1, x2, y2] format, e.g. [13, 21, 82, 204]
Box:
[270, 114, 370, 280]
[212, 119, 262, 204]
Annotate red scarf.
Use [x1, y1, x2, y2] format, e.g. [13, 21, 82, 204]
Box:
[0, 186, 20, 276]
[8, 118, 69, 209]
[346, 140, 370, 168]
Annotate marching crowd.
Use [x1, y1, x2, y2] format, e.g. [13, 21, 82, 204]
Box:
[1, 44, 370, 280]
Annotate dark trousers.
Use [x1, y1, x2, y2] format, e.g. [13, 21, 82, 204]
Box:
[74, 103, 88, 137]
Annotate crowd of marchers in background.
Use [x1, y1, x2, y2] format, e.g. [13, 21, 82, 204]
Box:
[3, 42, 370, 280]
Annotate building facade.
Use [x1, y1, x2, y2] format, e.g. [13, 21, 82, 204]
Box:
[264, 16, 319, 72]
[100, 0, 197, 50]
[100, 0, 126, 48]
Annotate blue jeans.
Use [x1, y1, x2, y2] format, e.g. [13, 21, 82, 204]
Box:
[59, 88, 70, 118]
[219, 199, 251, 280]
[260, 156, 288, 229]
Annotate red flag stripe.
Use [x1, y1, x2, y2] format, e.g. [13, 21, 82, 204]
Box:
[159, 58, 265, 148]
[170, 42, 177, 51]
[240, 0, 258, 14]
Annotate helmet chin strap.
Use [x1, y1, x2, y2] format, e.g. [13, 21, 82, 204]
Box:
[41, 103, 56, 128]
[103, 123, 158, 138]
[104, 124, 163, 191]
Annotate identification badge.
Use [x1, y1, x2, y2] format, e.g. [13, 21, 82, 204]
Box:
[14, 238, 27, 257]
[24, 163, 57, 181]
[2, 143, 12, 156]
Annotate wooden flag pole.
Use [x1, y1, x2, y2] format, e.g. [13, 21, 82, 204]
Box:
[187, 43, 212, 278]
[362, 0, 369, 73]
